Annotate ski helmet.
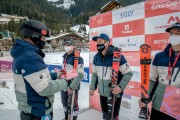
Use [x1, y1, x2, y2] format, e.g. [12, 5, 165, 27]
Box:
[20, 20, 49, 49]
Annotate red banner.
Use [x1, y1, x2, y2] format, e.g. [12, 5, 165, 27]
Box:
[89, 11, 112, 28]
[145, 0, 180, 18]
[113, 19, 145, 38]
[145, 33, 169, 51]
[122, 52, 140, 66]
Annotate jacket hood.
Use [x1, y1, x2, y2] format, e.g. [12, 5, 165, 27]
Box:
[10, 39, 44, 58]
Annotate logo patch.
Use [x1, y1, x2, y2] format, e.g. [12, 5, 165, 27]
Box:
[39, 74, 43, 79]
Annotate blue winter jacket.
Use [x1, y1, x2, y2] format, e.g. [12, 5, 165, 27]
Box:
[62, 50, 84, 90]
[10, 39, 70, 117]
[90, 45, 133, 97]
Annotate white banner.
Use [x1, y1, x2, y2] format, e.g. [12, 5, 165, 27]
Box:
[112, 2, 145, 24]
[145, 12, 180, 34]
[112, 35, 145, 51]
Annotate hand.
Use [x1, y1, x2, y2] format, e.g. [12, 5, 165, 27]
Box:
[138, 99, 146, 108]
[89, 89, 95, 96]
[111, 85, 122, 95]
[68, 87, 73, 94]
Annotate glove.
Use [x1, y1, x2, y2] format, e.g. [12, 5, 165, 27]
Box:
[50, 70, 62, 80]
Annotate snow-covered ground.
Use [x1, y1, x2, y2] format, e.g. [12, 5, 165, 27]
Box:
[0, 51, 102, 120]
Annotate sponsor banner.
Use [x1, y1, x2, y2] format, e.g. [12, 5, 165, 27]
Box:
[124, 67, 141, 97]
[124, 81, 141, 97]
[89, 11, 112, 28]
[89, 25, 112, 40]
[131, 66, 140, 82]
[113, 19, 145, 37]
[145, 12, 180, 34]
[89, 40, 97, 52]
[122, 52, 140, 66]
[112, 2, 145, 24]
[145, 0, 180, 18]
[145, 33, 169, 51]
[119, 95, 140, 120]
[0, 61, 12, 72]
[112, 35, 145, 52]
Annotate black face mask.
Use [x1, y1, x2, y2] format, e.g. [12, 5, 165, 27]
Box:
[97, 44, 105, 52]
[31, 37, 45, 49]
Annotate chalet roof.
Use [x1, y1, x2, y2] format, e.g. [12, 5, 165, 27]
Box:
[45, 32, 87, 41]
[97, 0, 123, 15]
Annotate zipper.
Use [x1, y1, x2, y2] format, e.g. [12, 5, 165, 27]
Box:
[104, 67, 108, 76]
[102, 58, 105, 95]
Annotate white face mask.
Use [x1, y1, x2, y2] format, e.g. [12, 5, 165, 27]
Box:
[64, 46, 71, 52]
[169, 34, 180, 46]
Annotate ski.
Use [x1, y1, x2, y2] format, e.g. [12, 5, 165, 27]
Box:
[68, 48, 81, 120]
[107, 47, 121, 120]
[139, 44, 151, 120]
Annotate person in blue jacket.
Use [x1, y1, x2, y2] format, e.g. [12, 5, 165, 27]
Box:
[139, 22, 180, 120]
[89, 33, 133, 120]
[61, 41, 84, 120]
[10, 20, 83, 120]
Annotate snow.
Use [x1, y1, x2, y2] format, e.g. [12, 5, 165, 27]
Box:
[70, 24, 89, 34]
[53, 0, 75, 10]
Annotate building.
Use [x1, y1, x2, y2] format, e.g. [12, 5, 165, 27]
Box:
[45, 32, 89, 52]
[0, 30, 14, 51]
[0, 14, 28, 24]
[96, 0, 123, 15]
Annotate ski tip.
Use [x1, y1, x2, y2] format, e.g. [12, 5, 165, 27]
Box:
[140, 44, 151, 48]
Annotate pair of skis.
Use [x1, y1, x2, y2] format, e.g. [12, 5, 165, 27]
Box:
[107, 47, 122, 120]
[139, 44, 151, 120]
[108, 44, 151, 120]
[68, 49, 81, 120]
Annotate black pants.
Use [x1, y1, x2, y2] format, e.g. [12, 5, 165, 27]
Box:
[61, 90, 79, 118]
[100, 95, 122, 117]
[20, 111, 53, 120]
[150, 108, 176, 120]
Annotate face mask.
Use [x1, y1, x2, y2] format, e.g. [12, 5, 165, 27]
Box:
[64, 46, 71, 52]
[169, 34, 180, 46]
[31, 37, 45, 49]
[97, 44, 105, 52]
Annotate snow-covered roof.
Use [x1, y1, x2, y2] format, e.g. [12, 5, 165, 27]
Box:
[45, 32, 87, 41]
[96, 0, 123, 15]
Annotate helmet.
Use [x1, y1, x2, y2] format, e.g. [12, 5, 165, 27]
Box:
[20, 20, 49, 49]
[20, 20, 49, 38]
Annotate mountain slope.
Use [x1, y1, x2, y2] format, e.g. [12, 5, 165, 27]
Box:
[50, 0, 145, 25]
[0, 0, 70, 33]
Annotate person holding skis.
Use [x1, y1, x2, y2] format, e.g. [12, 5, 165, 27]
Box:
[139, 22, 180, 120]
[60, 41, 84, 120]
[89, 33, 133, 120]
[10, 20, 83, 120]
